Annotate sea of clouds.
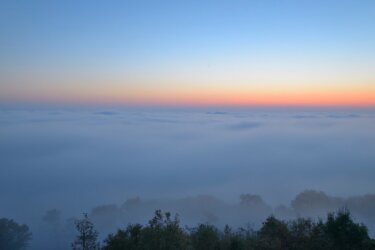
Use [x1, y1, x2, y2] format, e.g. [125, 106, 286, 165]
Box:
[1, 106, 375, 225]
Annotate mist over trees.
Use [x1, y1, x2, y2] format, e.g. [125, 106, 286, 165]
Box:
[3, 207, 375, 249]
[2, 190, 375, 249]
[71, 209, 375, 250]
[2, 108, 375, 249]
[65, 209, 375, 250]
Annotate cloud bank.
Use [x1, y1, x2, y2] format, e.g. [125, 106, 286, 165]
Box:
[1, 107, 375, 224]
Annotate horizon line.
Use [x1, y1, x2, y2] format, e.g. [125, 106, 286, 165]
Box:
[1, 100, 375, 110]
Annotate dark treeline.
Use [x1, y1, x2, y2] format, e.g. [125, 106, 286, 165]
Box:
[85, 190, 375, 237]
[3, 190, 375, 249]
[3, 209, 375, 250]
[0, 218, 32, 250]
[99, 209, 375, 250]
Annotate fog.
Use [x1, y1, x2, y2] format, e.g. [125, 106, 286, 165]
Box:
[1, 106, 375, 248]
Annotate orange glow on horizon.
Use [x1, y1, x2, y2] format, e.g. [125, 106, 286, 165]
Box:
[6, 88, 374, 107]
[2, 73, 374, 106]
[82, 84, 375, 106]
[127, 91, 375, 107]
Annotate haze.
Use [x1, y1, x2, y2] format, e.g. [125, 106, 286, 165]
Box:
[1, 0, 375, 249]
[1, 106, 375, 210]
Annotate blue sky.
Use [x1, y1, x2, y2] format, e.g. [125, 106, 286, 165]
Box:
[1, 0, 375, 105]
[2, 0, 375, 64]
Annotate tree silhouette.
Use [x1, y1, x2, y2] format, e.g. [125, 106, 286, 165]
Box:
[256, 216, 290, 250]
[0, 218, 32, 250]
[190, 224, 220, 250]
[71, 213, 100, 250]
[103, 210, 189, 250]
[103, 224, 143, 250]
[325, 209, 372, 250]
[101, 209, 375, 250]
[141, 210, 189, 250]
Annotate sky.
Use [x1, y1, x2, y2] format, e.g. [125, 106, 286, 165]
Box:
[1, 0, 375, 106]
[1, 2, 375, 247]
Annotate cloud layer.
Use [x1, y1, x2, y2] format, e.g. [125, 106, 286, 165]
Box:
[1, 107, 375, 221]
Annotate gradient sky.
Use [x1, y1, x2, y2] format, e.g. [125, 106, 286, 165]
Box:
[1, 0, 375, 106]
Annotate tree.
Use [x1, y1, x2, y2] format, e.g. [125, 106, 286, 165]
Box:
[103, 224, 143, 250]
[256, 216, 290, 250]
[101, 208, 375, 250]
[103, 210, 189, 250]
[190, 224, 220, 250]
[308, 220, 333, 250]
[43, 209, 62, 227]
[288, 218, 321, 250]
[0, 218, 32, 250]
[239, 194, 272, 223]
[72, 213, 100, 250]
[220, 225, 245, 250]
[140, 210, 189, 250]
[324, 209, 373, 250]
[291, 190, 339, 217]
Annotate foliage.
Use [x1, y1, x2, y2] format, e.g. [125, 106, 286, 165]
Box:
[2, 208, 375, 250]
[190, 223, 220, 250]
[256, 216, 290, 250]
[103, 210, 189, 250]
[102, 209, 375, 250]
[72, 213, 100, 250]
[0, 218, 32, 250]
[325, 209, 372, 250]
